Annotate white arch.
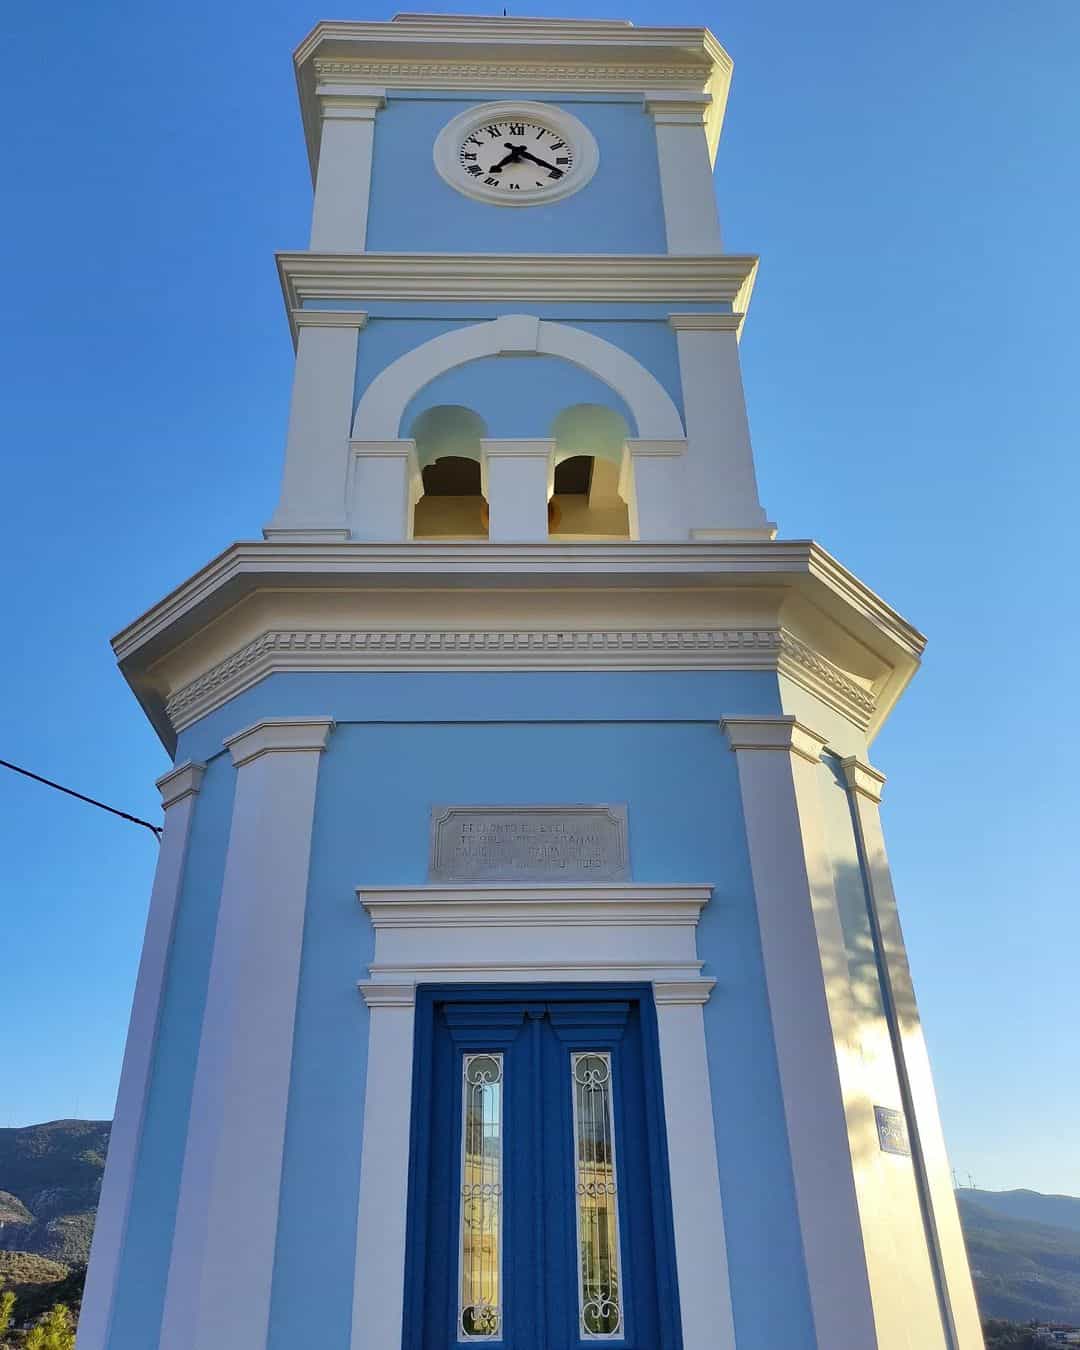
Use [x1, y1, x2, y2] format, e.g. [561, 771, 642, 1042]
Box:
[352, 314, 685, 441]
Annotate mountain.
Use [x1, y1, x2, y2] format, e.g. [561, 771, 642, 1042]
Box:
[1, 1120, 1079, 1330]
[963, 1188, 1080, 1237]
[0, 1119, 109, 1266]
[958, 1192, 1080, 1324]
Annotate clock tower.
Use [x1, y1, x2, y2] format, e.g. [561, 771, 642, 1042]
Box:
[79, 16, 982, 1350]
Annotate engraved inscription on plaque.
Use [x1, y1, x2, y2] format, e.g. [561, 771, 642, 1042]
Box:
[429, 805, 629, 882]
[874, 1106, 911, 1157]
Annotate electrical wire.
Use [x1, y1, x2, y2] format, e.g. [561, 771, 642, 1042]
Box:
[0, 758, 162, 841]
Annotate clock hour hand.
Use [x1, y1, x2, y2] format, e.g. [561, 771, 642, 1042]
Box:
[488, 143, 526, 173]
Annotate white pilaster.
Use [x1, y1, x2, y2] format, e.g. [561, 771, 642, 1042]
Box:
[309, 86, 385, 252]
[351, 988, 417, 1350]
[644, 94, 723, 254]
[265, 315, 364, 540]
[841, 758, 984, 1350]
[347, 438, 421, 541]
[623, 439, 688, 540]
[77, 762, 205, 1350]
[653, 983, 736, 1350]
[158, 718, 334, 1350]
[481, 438, 555, 542]
[721, 716, 879, 1350]
[669, 313, 775, 540]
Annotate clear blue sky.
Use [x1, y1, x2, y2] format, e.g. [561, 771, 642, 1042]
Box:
[2, 0, 1077, 1196]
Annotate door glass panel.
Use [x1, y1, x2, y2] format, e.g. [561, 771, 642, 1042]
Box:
[571, 1052, 623, 1339]
[459, 1053, 503, 1340]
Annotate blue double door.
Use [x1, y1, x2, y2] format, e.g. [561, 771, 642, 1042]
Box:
[403, 985, 683, 1350]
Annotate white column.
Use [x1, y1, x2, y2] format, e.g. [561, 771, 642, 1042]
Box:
[653, 982, 736, 1350]
[309, 86, 385, 252]
[350, 983, 417, 1350]
[265, 314, 364, 540]
[644, 94, 723, 254]
[623, 439, 688, 540]
[481, 438, 555, 542]
[77, 762, 205, 1350]
[842, 758, 984, 1350]
[159, 718, 334, 1350]
[669, 313, 775, 540]
[346, 438, 421, 541]
[721, 717, 879, 1350]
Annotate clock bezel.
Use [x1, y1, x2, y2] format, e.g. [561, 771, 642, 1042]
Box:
[433, 100, 600, 208]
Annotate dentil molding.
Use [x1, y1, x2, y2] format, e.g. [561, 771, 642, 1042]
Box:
[162, 626, 876, 737]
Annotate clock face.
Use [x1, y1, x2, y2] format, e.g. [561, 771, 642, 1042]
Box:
[433, 102, 599, 207]
[456, 117, 576, 198]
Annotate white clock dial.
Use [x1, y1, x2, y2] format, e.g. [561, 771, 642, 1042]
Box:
[433, 101, 600, 208]
[457, 118, 575, 197]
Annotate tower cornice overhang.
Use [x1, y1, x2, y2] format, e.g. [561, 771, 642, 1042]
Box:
[292, 15, 733, 180]
[112, 541, 924, 754]
[277, 252, 757, 342]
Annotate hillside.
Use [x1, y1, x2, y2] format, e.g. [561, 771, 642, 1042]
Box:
[964, 1188, 1080, 1237]
[0, 1119, 109, 1265]
[958, 1192, 1080, 1324]
[1, 1120, 1079, 1331]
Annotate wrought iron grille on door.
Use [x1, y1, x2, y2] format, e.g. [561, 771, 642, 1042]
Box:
[402, 986, 683, 1350]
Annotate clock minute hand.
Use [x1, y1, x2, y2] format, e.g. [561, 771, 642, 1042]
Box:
[517, 148, 562, 175]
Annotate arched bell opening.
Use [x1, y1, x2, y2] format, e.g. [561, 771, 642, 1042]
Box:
[409, 405, 489, 539]
[548, 404, 631, 539]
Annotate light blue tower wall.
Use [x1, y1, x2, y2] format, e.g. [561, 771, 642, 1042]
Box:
[365, 93, 668, 254]
[97, 667, 884, 1350]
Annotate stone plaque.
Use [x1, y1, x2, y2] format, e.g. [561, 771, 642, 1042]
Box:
[874, 1106, 911, 1157]
[429, 805, 629, 882]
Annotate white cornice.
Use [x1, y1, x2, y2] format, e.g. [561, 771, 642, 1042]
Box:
[160, 625, 876, 739]
[358, 882, 713, 928]
[110, 539, 922, 752]
[292, 18, 733, 176]
[277, 252, 758, 319]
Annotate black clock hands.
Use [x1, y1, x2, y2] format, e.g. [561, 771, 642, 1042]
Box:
[487, 142, 565, 178]
[487, 145, 522, 173]
[515, 147, 562, 176]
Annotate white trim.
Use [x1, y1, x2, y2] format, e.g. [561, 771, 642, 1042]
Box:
[350, 881, 734, 1350]
[159, 722, 332, 1350]
[723, 717, 880, 1350]
[644, 94, 724, 254]
[351, 315, 684, 441]
[481, 438, 557, 541]
[267, 321, 360, 535]
[432, 100, 599, 208]
[162, 626, 876, 740]
[841, 758, 984, 1349]
[721, 715, 829, 763]
[77, 762, 205, 1350]
[278, 252, 758, 311]
[309, 88, 384, 251]
[290, 309, 368, 339]
[292, 18, 734, 179]
[224, 716, 335, 767]
[670, 319, 772, 534]
[668, 311, 744, 338]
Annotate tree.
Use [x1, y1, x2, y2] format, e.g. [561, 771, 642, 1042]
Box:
[0, 1290, 15, 1334]
[22, 1303, 75, 1350]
